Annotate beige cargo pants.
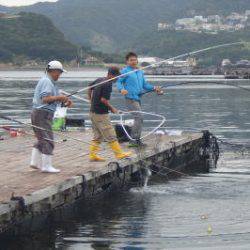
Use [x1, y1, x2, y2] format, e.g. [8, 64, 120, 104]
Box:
[90, 112, 117, 143]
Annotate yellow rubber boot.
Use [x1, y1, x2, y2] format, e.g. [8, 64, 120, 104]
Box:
[109, 141, 132, 160]
[89, 141, 106, 162]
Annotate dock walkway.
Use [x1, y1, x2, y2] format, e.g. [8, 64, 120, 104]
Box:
[0, 129, 209, 235]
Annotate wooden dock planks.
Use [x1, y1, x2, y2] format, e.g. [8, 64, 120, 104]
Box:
[0, 129, 202, 204]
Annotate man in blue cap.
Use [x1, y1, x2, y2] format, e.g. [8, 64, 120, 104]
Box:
[117, 52, 161, 147]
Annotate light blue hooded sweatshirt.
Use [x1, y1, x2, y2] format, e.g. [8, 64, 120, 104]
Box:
[116, 66, 154, 101]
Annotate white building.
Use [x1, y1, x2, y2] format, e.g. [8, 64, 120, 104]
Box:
[226, 12, 247, 24]
[138, 56, 159, 66]
[176, 18, 196, 27]
[161, 58, 197, 67]
[245, 10, 250, 16]
[157, 22, 172, 31]
[158, 23, 167, 31]
[194, 15, 207, 23]
[207, 15, 222, 24]
[222, 59, 232, 67]
[159, 11, 247, 34]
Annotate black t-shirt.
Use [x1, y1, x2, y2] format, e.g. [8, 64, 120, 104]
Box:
[89, 77, 112, 114]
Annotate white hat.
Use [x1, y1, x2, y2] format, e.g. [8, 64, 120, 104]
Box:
[47, 60, 67, 73]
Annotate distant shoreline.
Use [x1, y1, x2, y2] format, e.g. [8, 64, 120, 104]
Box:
[0, 66, 105, 72]
[0, 63, 124, 71]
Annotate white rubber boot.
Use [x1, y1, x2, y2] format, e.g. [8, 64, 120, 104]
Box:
[30, 148, 42, 170]
[41, 154, 60, 173]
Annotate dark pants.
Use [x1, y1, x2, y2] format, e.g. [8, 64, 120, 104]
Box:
[31, 109, 54, 155]
[125, 99, 143, 140]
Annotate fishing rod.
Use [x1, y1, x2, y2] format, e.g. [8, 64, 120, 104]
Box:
[208, 81, 250, 92]
[56, 92, 167, 141]
[62, 79, 250, 143]
[0, 114, 134, 156]
[0, 125, 70, 145]
[138, 87, 164, 97]
[64, 81, 211, 103]
[59, 93, 166, 135]
[60, 90, 90, 103]
[64, 41, 245, 97]
[139, 82, 193, 96]
[135, 80, 233, 96]
[159, 80, 250, 92]
[0, 114, 93, 145]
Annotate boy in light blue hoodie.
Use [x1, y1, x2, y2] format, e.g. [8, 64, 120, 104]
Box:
[117, 52, 161, 147]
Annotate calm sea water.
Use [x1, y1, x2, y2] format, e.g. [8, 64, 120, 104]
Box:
[1, 71, 250, 250]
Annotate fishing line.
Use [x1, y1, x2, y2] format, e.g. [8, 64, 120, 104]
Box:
[217, 138, 250, 155]
[119, 110, 166, 141]
[159, 125, 250, 154]
[208, 81, 250, 92]
[18, 42, 246, 148]
[59, 43, 247, 144]
[116, 84, 190, 141]
[0, 125, 69, 145]
[160, 81, 250, 92]
[135, 135, 192, 181]
[60, 89, 167, 141]
[158, 81, 250, 152]
[65, 42, 245, 97]
[67, 78, 250, 144]
[62, 72, 250, 144]
[0, 115, 135, 158]
[0, 115, 95, 147]
[157, 79, 250, 151]
[60, 90, 136, 154]
[53, 152, 90, 166]
[152, 165, 190, 178]
[2, 43, 246, 171]
[0, 125, 90, 166]
[0, 130, 81, 165]
[151, 79, 250, 152]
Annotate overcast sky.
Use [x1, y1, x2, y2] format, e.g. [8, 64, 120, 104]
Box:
[0, 0, 57, 6]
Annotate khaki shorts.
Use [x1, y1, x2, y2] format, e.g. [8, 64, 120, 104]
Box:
[90, 112, 117, 143]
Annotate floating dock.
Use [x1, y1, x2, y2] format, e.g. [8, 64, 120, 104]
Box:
[0, 129, 219, 236]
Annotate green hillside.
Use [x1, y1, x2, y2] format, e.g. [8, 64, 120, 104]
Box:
[0, 12, 77, 62]
[8, 0, 249, 52]
[1, 1, 250, 65]
[132, 29, 250, 65]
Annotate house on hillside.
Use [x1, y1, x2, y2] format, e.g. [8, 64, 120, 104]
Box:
[157, 22, 173, 31]
[225, 12, 248, 26]
[207, 15, 222, 24]
[84, 56, 102, 65]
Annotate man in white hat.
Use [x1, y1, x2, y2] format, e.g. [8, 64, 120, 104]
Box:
[30, 61, 73, 173]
